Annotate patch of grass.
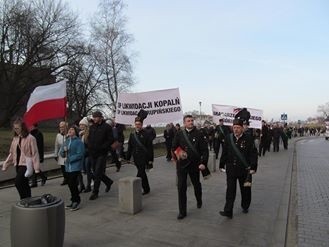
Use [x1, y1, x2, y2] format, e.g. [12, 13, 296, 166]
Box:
[0, 127, 166, 160]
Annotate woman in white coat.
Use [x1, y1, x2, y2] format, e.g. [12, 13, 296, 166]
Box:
[54, 121, 68, 185]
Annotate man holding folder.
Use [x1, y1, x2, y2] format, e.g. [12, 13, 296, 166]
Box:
[172, 115, 209, 220]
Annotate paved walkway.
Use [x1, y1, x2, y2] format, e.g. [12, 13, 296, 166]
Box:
[296, 138, 329, 247]
[0, 139, 297, 247]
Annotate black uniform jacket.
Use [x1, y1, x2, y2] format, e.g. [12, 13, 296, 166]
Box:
[172, 127, 209, 168]
[215, 125, 231, 142]
[88, 120, 114, 157]
[220, 133, 258, 176]
[126, 129, 154, 163]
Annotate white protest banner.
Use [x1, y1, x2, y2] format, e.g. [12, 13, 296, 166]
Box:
[212, 104, 263, 129]
[116, 88, 183, 125]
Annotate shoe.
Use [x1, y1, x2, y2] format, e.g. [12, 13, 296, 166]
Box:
[105, 181, 113, 193]
[219, 211, 233, 219]
[60, 180, 67, 186]
[116, 163, 121, 172]
[79, 186, 86, 193]
[70, 202, 80, 211]
[65, 202, 73, 209]
[197, 201, 202, 209]
[84, 186, 92, 193]
[41, 177, 47, 186]
[89, 193, 98, 200]
[142, 191, 150, 195]
[30, 184, 38, 188]
[177, 213, 186, 220]
[242, 208, 249, 214]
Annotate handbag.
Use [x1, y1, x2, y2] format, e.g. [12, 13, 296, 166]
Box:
[24, 157, 34, 177]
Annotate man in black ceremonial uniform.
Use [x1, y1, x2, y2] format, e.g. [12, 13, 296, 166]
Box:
[219, 118, 258, 218]
[172, 115, 209, 220]
[126, 115, 154, 195]
[213, 116, 231, 159]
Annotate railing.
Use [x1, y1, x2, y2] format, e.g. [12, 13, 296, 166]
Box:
[0, 134, 165, 183]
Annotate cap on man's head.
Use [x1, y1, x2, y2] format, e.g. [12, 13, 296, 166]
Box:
[135, 116, 143, 123]
[92, 111, 103, 118]
[233, 118, 243, 127]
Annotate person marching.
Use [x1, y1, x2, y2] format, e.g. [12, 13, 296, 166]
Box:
[172, 114, 209, 220]
[213, 116, 231, 159]
[87, 111, 115, 200]
[126, 110, 153, 195]
[30, 123, 47, 187]
[60, 126, 85, 211]
[219, 118, 258, 219]
[54, 121, 68, 185]
[2, 118, 40, 199]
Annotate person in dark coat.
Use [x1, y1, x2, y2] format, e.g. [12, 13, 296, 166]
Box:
[272, 123, 282, 152]
[219, 118, 258, 219]
[30, 123, 47, 187]
[258, 120, 269, 156]
[126, 116, 154, 195]
[213, 117, 231, 159]
[172, 115, 209, 220]
[107, 118, 125, 172]
[87, 111, 115, 200]
[164, 123, 175, 161]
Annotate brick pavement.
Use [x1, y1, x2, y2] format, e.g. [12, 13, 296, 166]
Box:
[0, 139, 298, 247]
[296, 138, 329, 247]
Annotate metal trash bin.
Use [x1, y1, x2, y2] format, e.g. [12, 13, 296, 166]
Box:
[10, 194, 65, 247]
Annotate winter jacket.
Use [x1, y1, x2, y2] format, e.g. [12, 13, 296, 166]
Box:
[54, 133, 66, 166]
[60, 136, 84, 173]
[3, 134, 40, 172]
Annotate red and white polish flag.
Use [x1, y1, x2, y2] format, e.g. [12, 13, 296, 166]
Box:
[24, 80, 67, 128]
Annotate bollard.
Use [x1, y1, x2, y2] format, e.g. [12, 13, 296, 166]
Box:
[118, 177, 142, 214]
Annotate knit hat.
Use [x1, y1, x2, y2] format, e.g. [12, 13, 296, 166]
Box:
[79, 117, 89, 126]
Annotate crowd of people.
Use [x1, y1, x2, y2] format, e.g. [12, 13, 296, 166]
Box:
[2, 110, 301, 218]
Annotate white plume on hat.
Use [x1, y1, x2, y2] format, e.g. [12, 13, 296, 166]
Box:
[79, 117, 89, 126]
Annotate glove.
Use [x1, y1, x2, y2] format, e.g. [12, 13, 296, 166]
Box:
[249, 170, 256, 174]
[220, 168, 226, 173]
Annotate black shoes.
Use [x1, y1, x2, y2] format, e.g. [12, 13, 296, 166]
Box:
[105, 181, 113, 193]
[60, 180, 67, 186]
[89, 193, 98, 200]
[177, 213, 186, 220]
[41, 177, 47, 186]
[142, 191, 150, 195]
[219, 211, 233, 219]
[84, 186, 92, 193]
[197, 201, 202, 209]
[30, 183, 37, 188]
[242, 208, 249, 214]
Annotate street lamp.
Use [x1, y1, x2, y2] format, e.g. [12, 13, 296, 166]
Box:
[199, 101, 202, 123]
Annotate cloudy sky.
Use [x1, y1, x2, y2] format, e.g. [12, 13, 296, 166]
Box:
[66, 0, 329, 121]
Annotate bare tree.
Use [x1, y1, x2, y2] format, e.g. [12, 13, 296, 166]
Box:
[90, 0, 135, 114]
[0, 0, 82, 126]
[317, 102, 329, 117]
[64, 46, 106, 119]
